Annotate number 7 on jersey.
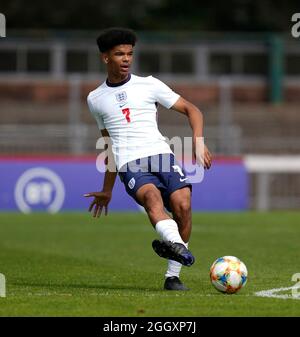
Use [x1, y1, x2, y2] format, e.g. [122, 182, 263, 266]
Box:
[122, 108, 131, 123]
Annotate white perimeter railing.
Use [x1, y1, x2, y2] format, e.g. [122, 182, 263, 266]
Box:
[244, 155, 300, 211]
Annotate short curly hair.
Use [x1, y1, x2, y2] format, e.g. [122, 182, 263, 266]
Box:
[96, 27, 137, 53]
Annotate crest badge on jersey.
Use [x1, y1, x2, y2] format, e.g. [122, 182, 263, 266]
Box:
[115, 91, 127, 102]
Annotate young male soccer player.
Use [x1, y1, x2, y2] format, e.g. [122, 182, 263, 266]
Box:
[85, 28, 212, 290]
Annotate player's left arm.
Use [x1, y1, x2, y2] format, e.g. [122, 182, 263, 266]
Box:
[84, 129, 117, 217]
[171, 97, 212, 169]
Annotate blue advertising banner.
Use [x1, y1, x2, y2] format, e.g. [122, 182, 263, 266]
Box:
[0, 157, 248, 212]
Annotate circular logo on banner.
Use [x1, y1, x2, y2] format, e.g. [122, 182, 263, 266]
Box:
[14, 167, 65, 213]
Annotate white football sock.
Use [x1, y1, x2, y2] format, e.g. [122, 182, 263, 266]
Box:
[155, 219, 186, 245]
[155, 219, 189, 279]
[165, 243, 189, 278]
[165, 260, 182, 278]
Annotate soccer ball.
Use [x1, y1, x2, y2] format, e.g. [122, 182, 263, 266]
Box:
[210, 256, 248, 294]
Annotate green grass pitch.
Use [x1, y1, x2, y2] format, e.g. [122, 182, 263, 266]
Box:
[0, 212, 299, 316]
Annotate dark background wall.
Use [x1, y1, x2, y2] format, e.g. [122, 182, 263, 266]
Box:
[1, 0, 298, 32]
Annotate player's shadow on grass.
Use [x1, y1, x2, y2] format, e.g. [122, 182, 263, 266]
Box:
[14, 281, 162, 292]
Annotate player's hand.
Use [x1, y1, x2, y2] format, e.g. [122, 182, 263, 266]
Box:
[203, 144, 212, 169]
[84, 191, 112, 218]
[193, 142, 212, 170]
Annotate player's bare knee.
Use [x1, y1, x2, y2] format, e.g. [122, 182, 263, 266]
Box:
[173, 198, 191, 217]
[143, 189, 159, 203]
[179, 199, 191, 213]
[143, 189, 162, 212]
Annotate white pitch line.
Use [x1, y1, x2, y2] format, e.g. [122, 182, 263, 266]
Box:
[4, 287, 300, 300]
[254, 285, 300, 300]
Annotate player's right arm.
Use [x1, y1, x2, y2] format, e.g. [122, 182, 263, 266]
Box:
[84, 129, 118, 218]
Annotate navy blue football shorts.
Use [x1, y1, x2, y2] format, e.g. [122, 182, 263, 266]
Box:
[118, 153, 192, 212]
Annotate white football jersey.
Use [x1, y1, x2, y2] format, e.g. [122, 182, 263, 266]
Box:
[87, 74, 180, 170]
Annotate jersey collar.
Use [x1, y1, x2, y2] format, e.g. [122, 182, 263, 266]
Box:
[106, 74, 131, 87]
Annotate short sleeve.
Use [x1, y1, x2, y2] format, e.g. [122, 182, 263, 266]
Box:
[87, 95, 105, 130]
[150, 76, 180, 109]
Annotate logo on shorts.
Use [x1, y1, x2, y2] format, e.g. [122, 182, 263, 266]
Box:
[115, 91, 127, 102]
[128, 177, 135, 189]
